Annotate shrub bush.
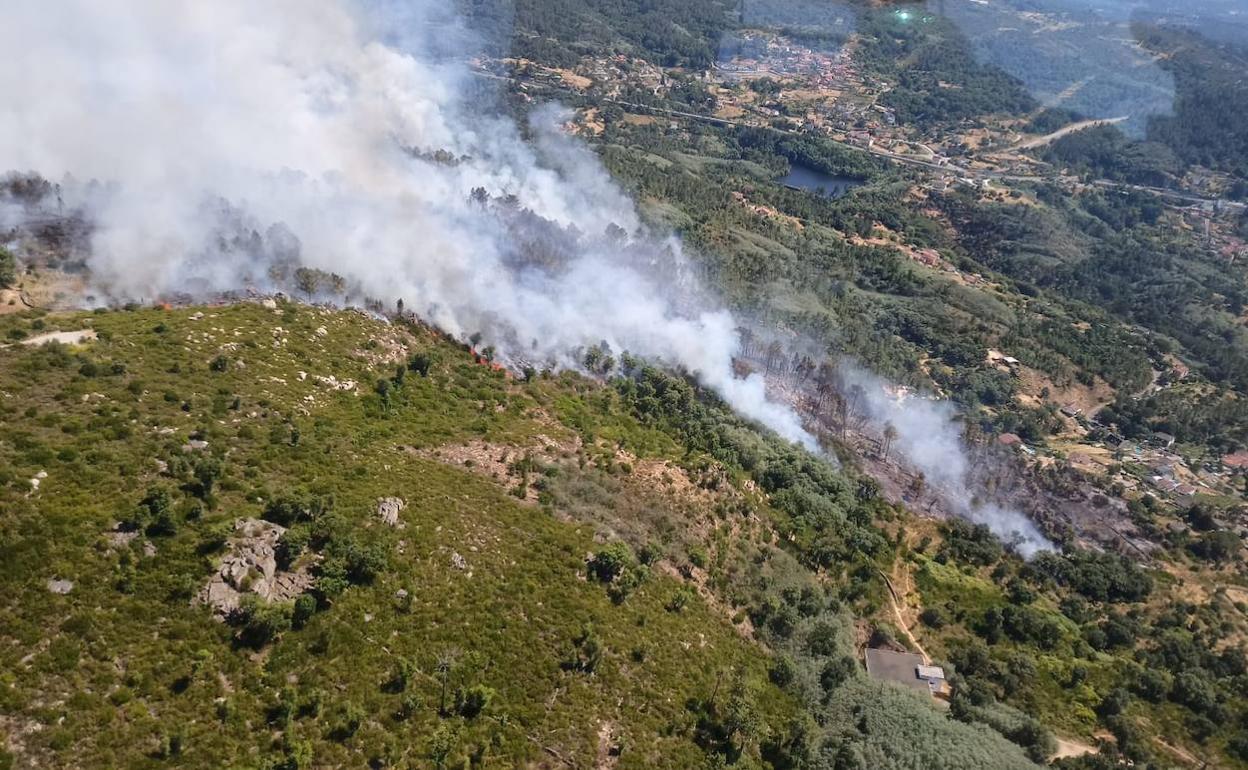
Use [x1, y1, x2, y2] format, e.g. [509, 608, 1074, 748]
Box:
[455, 684, 495, 718]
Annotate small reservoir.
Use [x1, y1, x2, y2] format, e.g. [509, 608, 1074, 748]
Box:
[780, 163, 863, 199]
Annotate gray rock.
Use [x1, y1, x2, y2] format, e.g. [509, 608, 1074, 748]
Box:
[196, 518, 314, 618]
[107, 529, 138, 550]
[47, 578, 74, 595]
[377, 497, 406, 527]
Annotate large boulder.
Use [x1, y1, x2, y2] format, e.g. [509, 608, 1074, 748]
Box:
[197, 518, 314, 617]
[377, 497, 406, 527]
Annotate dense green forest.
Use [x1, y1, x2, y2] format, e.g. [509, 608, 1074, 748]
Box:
[592, 114, 1175, 423]
[936, 183, 1248, 448]
[1036, 24, 1248, 196]
[1039, 126, 1181, 188]
[854, 8, 1037, 128]
[459, 0, 736, 66]
[591, 95, 1248, 466]
[1140, 24, 1248, 185]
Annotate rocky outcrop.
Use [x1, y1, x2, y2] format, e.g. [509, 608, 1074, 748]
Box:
[377, 497, 406, 527]
[197, 518, 314, 618]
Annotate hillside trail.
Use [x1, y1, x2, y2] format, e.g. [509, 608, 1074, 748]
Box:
[17, 329, 96, 346]
[1051, 735, 1099, 761]
[1154, 736, 1204, 768]
[880, 562, 931, 664]
[595, 720, 618, 770]
[0, 328, 97, 351]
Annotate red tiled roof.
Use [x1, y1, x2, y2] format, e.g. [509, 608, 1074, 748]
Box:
[1222, 451, 1248, 469]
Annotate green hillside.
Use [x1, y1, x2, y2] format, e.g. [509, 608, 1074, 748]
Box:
[0, 302, 1048, 769]
[1, 298, 1245, 770]
[5, 0, 1248, 768]
[0, 303, 794, 768]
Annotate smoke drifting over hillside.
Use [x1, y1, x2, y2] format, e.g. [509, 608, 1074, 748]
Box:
[0, 0, 816, 449]
[839, 365, 1052, 557]
[0, 1, 1054, 555]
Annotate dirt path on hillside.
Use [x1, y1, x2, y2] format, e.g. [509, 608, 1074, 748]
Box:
[1, 328, 97, 350]
[880, 565, 930, 664]
[1153, 736, 1203, 767]
[19, 329, 96, 346]
[1051, 736, 1098, 761]
[595, 721, 619, 770]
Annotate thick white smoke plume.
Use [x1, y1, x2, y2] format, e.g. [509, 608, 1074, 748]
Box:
[840, 365, 1053, 557]
[0, 0, 816, 450]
